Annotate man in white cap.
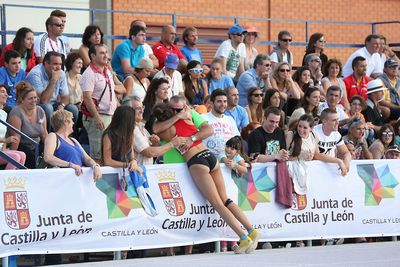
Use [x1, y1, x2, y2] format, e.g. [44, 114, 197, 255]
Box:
[153, 54, 183, 99]
[215, 24, 247, 81]
[361, 79, 388, 133]
[385, 145, 400, 159]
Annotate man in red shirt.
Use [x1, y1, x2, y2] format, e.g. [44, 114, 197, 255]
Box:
[343, 56, 371, 101]
[152, 25, 187, 70]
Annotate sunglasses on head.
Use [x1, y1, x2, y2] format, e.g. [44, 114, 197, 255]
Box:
[279, 69, 291, 73]
[252, 93, 264, 97]
[281, 38, 292, 42]
[190, 68, 204, 73]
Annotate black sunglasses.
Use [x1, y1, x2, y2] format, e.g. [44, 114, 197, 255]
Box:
[281, 38, 292, 42]
[172, 108, 183, 113]
[52, 23, 65, 27]
[252, 93, 264, 97]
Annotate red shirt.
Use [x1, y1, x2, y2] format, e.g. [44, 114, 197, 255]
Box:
[152, 41, 184, 70]
[0, 43, 37, 74]
[343, 74, 371, 101]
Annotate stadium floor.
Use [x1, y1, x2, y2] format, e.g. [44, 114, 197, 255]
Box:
[49, 241, 400, 267]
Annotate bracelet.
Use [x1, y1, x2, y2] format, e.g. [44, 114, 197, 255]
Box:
[92, 163, 100, 168]
[67, 161, 72, 168]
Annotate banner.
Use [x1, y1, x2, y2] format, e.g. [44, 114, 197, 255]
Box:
[1, 160, 400, 257]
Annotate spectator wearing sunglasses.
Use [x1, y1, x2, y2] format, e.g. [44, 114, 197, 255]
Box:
[245, 87, 264, 124]
[304, 53, 324, 89]
[369, 124, 395, 159]
[271, 62, 301, 116]
[343, 117, 372, 160]
[182, 60, 208, 106]
[302, 33, 328, 69]
[377, 59, 400, 120]
[269, 30, 294, 69]
[214, 24, 246, 82]
[237, 54, 272, 106]
[34, 16, 68, 64]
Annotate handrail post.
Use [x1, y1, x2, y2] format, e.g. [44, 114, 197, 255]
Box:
[2, 257, 8, 267]
[305, 19, 309, 46]
[234, 17, 239, 24]
[172, 13, 176, 29]
[1, 4, 6, 47]
[90, 8, 96, 24]
[371, 22, 376, 34]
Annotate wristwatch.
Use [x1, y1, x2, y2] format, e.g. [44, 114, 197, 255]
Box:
[191, 135, 197, 142]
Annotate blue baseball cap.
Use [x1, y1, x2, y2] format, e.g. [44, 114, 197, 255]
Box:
[164, 54, 179, 69]
[228, 24, 246, 35]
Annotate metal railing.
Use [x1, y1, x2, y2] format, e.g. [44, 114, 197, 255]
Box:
[1, 4, 400, 49]
[0, 119, 38, 170]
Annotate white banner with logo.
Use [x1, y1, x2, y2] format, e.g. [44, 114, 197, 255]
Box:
[1, 159, 400, 257]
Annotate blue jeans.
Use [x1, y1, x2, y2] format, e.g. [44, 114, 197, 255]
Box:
[40, 103, 79, 132]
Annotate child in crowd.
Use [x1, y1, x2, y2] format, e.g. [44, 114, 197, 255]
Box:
[218, 136, 251, 252]
[219, 136, 250, 178]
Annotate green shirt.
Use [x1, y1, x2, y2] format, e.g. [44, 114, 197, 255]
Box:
[163, 110, 206, 163]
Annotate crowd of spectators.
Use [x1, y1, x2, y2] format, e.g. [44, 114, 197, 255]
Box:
[1, 9, 400, 262]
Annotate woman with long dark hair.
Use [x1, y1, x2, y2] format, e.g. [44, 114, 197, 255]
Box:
[262, 88, 285, 128]
[288, 86, 321, 129]
[286, 114, 347, 172]
[142, 78, 169, 134]
[245, 87, 264, 124]
[369, 124, 395, 159]
[102, 105, 142, 173]
[292, 66, 312, 94]
[302, 32, 328, 68]
[182, 60, 208, 105]
[0, 27, 36, 73]
[153, 102, 260, 254]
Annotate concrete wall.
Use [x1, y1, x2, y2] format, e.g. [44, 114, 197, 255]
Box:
[1, 0, 90, 50]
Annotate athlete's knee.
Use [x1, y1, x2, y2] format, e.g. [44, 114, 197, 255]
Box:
[224, 198, 233, 207]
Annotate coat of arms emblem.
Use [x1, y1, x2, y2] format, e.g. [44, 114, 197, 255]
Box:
[4, 177, 30, 229]
[157, 171, 185, 216]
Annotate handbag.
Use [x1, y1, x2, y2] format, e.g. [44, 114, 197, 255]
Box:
[81, 83, 108, 117]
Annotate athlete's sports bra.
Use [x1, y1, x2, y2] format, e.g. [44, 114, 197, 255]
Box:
[175, 119, 202, 147]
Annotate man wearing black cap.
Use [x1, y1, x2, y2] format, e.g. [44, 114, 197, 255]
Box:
[214, 24, 247, 81]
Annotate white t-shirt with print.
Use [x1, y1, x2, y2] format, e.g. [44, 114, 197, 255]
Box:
[215, 40, 246, 79]
[202, 112, 240, 156]
[312, 124, 344, 157]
